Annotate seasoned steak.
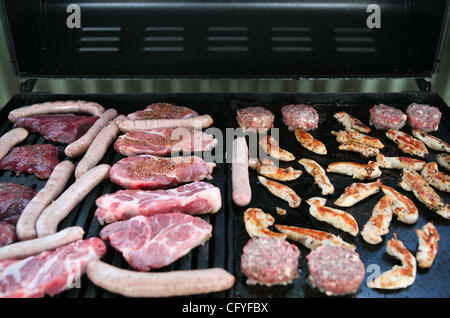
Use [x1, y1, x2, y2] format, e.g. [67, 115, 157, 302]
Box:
[369, 104, 407, 130]
[241, 237, 300, 286]
[281, 104, 319, 131]
[406, 103, 442, 132]
[236, 106, 275, 133]
[0, 222, 16, 247]
[307, 245, 365, 296]
[0, 144, 59, 179]
[127, 102, 199, 120]
[14, 114, 98, 144]
[0, 182, 36, 225]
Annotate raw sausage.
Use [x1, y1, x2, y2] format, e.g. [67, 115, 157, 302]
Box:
[86, 260, 235, 297]
[0, 128, 29, 160]
[232, 137, 251, 206]
[16, 160, 75, 241]
[118, 114, 213, 132]
[8, 100, 105, 122]
[0, 226, 84, 261]
[65, 108, 118, 158]
[36, 164, 110, 237]
[74, 116, 124, 179]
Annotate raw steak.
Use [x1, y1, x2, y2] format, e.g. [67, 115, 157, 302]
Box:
[99, 213, 212, 271]
[0, 182, 36, 225]
[236, 106, 275, 133]
[95, 181, 222, 224]
[0, 222, 16, 247]
[0, 144, 59, 179]
[109, 155, 215, 189]
[0, 238, 106, 298]
[127, 102, 198, 120]
[406, 103, 442, 132]
[369, 104, 407, 130]
[14, 114, 98, 144]
[114, 128, 217, 157]
[281, 104, 319, 131]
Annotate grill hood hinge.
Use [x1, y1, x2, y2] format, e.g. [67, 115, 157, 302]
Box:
[20, 79, 37, 93]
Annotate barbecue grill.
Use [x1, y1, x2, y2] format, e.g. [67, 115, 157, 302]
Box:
[0, 0, 449, 298]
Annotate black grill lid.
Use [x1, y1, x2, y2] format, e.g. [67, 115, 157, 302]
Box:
[1, 0, 449, 79]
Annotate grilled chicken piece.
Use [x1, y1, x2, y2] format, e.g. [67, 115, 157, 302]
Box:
[294, 130, 327, 155]
[338, 142, 379, 158]
[257, 176, 301, 208]
[326, 161, 381, 180]
[411, 129, 450, 153]
[298, 158, 334, 195]
[306, 197, 359, 236]
[398, 169, 450, 220]
[380, 185, 418, 224]
[259, 135, 295, 162]
[421, 162, 450, 193]
[367, 234, 416, 290]
[361, 195, 393, 245]
[334, 179, 381, 207]
[332, 130, 384, 149]
[243, 208, 287, 240]
[276, 207, 287, 215]
[376, 153, 425, 171]
[248, 158, 302, 182]
[385, 129, 428, 158]
[333, 112, 371, 133]
[415, 222, 440, 269]
[274, 224, 356, 251]
[436, 153, 450, 172]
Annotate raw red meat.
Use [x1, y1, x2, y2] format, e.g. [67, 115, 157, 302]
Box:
[0, 222, 16, 247]
[14, 114, 98, 144]
[0, 182, 36, 225]
[0, 144, 59, 179]
[95, 181, 222, 224]
[114, 128, 217, 157]
[281, 104, 319, 131]
[99, 213, 212, 271]
[369, 104, 407, 130]
[236, 106, 275, 133]
[127, 102, 198, 120]
[0, 238, 106, 298]
[109, 155, 215, 189]
[406, 103, 442, 132]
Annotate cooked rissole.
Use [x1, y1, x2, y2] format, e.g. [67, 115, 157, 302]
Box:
[326, 161, 381, 180]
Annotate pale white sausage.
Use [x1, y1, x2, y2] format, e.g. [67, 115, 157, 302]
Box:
[232, 137, 252, 206]
[87, 260, 235, 297]
[8, 100, 105, 122]
[118, 114, 213, 132]
[36, 164, 110, 237]
[0, 226, 84, 261]
[0, 128, 29, 160]
[65, 108, 118, 158]
[16, 160, 75, 241]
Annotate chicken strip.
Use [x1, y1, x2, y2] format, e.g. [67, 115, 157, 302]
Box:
[298, 158, 334, 195]
[259, 135, 295, 162]
[421, 162, 450, 193]
[361, 195, 393, 245]
[248, 158, 302, 182]
[326, 161, 381, 180]
[411, 129, 450, 153]
[415, 222, 440, 269]
[334, 179, 381, 207]
[306, 197, 358, 236]
[257, 176, 301, 208]
[294, 130, 327, 155]
[333, 112, 371, 133]
[380, 185, 418, 224]
[367, 234, 416, 290]
[332, 130, 384, 149]
[436, 153, 450, 172]
[376, 153, 425, 171]
[385, 129, 428, 158]
[338, 142, 379, 158]
[243, 208, 287, 240]
[274, 224, 356, 251]
[398, 169, 450, 219]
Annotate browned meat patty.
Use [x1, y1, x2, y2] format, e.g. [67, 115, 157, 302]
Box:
[236, 106, 275, 133]
[369, 104, 407, 131]
[406, 103, 441, 132]
[281, 104, 319, 131]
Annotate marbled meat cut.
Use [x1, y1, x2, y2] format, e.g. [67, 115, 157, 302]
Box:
[99, 213, 212, 271]
[0, 144, 59, 179]
[95, 181, 222, 224]
[236, 106, 275, 133]
[369, 104, 407, 130]
[0, 222, 16, 247]
[109, 155, 215, 189]
[0, 238, 106, 298]
[0, 182, 36, 225]
[406, 103, 442, 132]
[114, 128, 217, 157]
[127, 102, 198, 120]
[14, 114, 98, 144]
[281, 104, 319, 131]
